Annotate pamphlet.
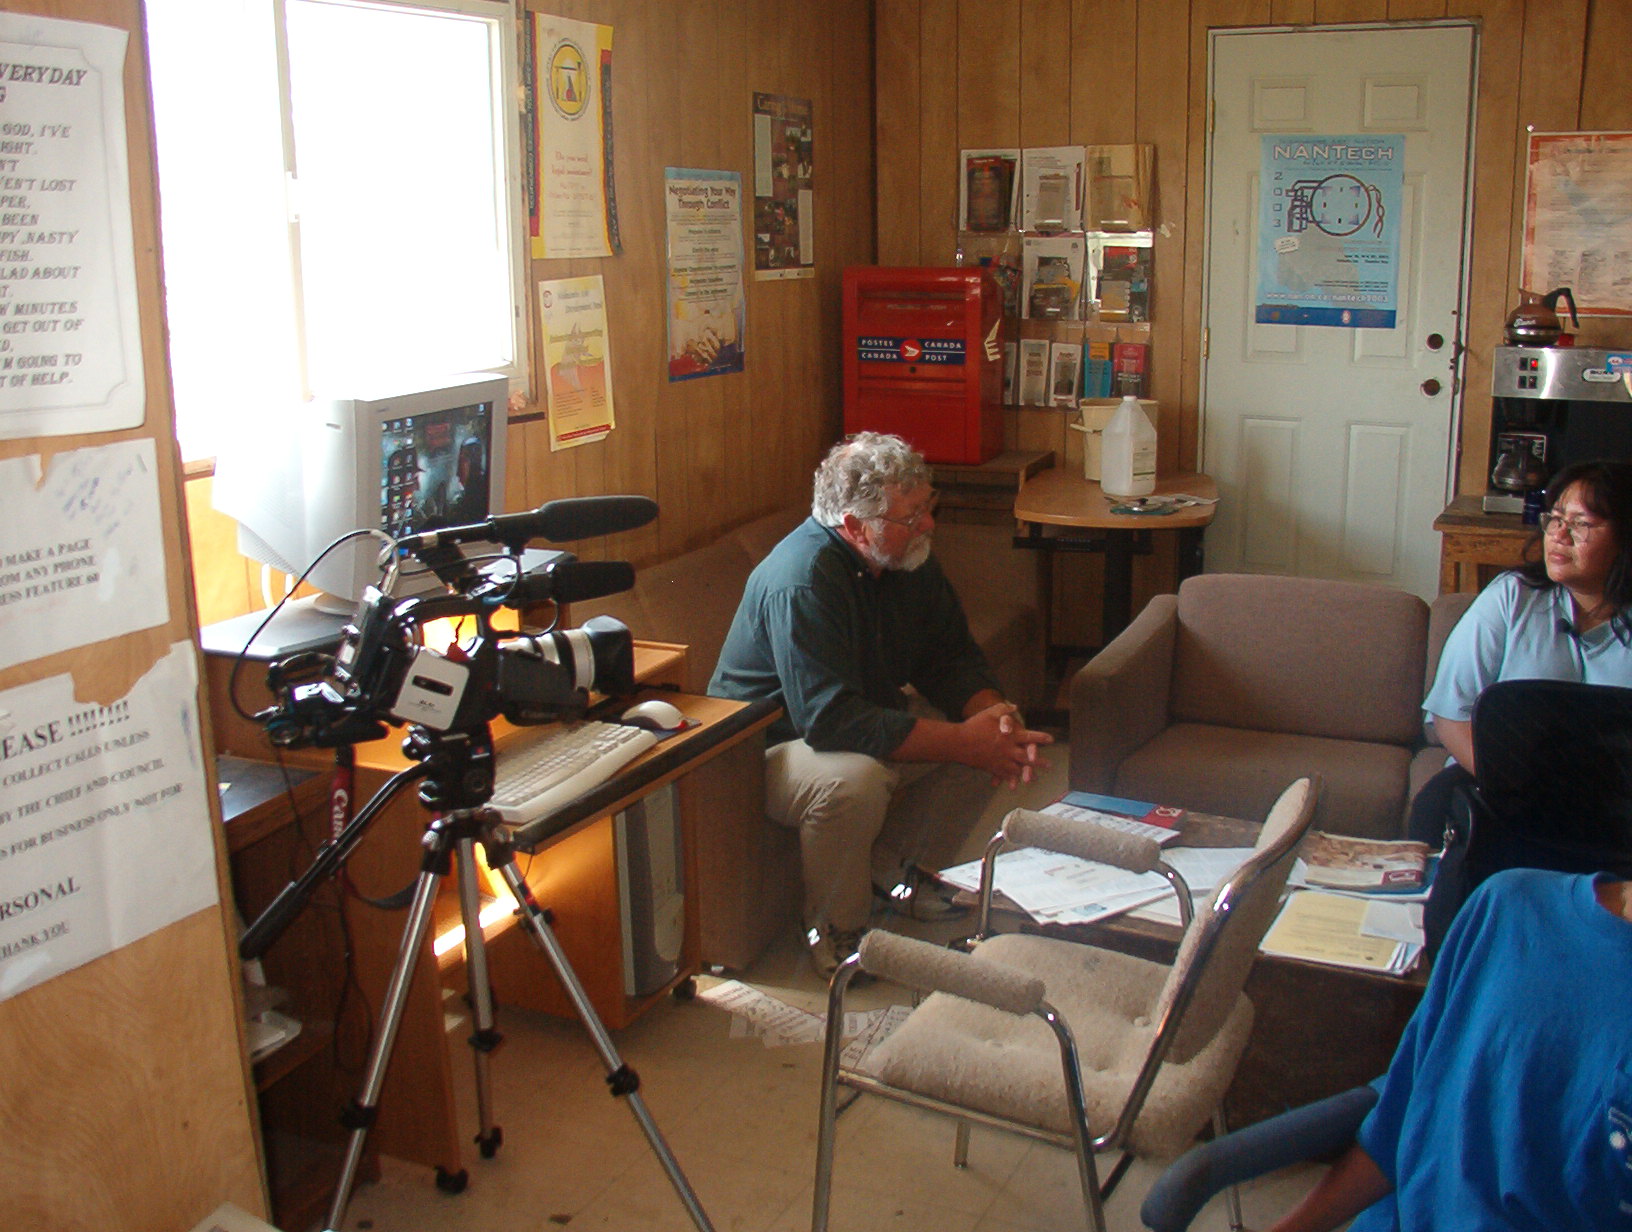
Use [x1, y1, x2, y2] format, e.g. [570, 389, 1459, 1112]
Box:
[1293, 832, 1431, 894]
[1260, 889, 1422, 975]
[1022, 233, 1086, 320]
[1020, 145, 1086, 232]
[1062, 790, 1186, 834]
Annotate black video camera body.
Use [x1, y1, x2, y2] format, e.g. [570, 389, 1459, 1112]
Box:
[256, 497, 656, 751]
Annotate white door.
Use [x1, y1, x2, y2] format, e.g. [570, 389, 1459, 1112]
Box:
[1201, 24, 1476, 599]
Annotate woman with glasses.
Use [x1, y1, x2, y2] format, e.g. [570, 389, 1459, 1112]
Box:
[1409, 459, 1632, 844]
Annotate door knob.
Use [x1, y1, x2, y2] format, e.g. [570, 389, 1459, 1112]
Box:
[1421, 378, 1442, 396]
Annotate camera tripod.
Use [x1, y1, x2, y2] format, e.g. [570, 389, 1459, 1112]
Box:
[312, 724, 717, 1232]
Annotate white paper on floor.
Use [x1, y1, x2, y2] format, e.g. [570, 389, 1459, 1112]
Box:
[698, 978, 911, 1055]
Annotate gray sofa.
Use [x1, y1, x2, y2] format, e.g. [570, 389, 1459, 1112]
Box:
[1068, 573, 1474, 839]
[574, 506, 1046, 967]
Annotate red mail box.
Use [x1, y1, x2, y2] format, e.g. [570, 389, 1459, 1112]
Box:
[842, 266, 1004, 464]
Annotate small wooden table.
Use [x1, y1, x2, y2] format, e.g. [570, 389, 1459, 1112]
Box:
[1021, 811, 1425, 1128]
[1432, 494, 1531, 594]
[1012, 468, 1219, 652]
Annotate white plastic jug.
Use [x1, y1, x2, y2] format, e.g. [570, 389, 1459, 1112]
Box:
[1100, 395, 1157, 497]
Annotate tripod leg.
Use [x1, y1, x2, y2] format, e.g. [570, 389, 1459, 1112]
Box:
[454, 837, 503, 1158]
[325, 867, 447, 1232]
[493, 860, 717, 1232]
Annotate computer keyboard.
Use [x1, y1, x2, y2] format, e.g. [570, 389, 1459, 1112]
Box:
[489, 720, 659, 825]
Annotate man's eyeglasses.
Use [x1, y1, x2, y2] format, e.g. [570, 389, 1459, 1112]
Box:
[875, 492, 940, 529]
[1539, 512, 1607, 543]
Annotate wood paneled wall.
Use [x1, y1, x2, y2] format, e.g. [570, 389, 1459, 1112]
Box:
[192, 0, 875, 626]
[874, 0, 1632, 496]
[3, 2, 265, 1228]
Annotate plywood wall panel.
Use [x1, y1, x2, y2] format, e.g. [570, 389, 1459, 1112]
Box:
[876, 1, 925, 264]
[1581, 1, 1632, 134]
[1019, 0, 1072, 147]
[1070, 0, 1139, 144]
[1313, 0, 1390, 22]
[920, 0, 962, 265]
[2, 3, 264, 1229]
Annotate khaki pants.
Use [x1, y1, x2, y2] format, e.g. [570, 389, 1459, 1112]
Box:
[764, 737, 997, 932]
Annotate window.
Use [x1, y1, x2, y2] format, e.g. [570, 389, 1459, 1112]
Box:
[147, 0, 526, 462]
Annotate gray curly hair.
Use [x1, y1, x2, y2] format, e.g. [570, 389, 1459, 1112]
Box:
[811, 432, 930, 526]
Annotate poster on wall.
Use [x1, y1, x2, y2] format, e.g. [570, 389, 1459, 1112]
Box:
[0, 641, 216, 1002]
[528, 13, 619, 260]
[1522, 131, 1632, 317]
[752, 92, 813, 280]
[0, 439, 169, 671]
[537, 274, 614, 450]
[1255, 134, 1403, 328]
[0, 14, 145, 439]
[664, 168, 745, 381]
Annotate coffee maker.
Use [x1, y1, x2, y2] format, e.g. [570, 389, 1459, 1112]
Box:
[1485, 346, 1632, 512]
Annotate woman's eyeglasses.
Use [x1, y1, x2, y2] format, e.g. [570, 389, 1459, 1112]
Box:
[1539, 512, 1606, 543]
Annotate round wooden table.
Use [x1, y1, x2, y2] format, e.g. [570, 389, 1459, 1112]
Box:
[1012, 468, 1219, 652]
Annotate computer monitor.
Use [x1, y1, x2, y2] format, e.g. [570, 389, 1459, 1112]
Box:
[214, 373, 511, 619]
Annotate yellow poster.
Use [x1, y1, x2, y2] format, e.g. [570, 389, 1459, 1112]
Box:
[529, 14, 618, 259]
[538, 275, 614, 450]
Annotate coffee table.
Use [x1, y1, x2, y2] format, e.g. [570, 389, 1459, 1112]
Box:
[991, 810, 1425, 1128]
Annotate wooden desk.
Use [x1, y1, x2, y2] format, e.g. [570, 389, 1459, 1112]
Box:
[203, 640, 775, 1195]
[1433, 494, 1532, 594]
[1024, 811, 1424, 1128]
[1012, 468, 1219, 653]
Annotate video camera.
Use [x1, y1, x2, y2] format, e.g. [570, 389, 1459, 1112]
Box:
[252, 495, 658, 752]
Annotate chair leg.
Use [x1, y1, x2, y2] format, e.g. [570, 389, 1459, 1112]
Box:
[1213, 1108, 1245, 1232]
[953, 1119, 971, 1168]
[1077, 1148, 1108, 1232]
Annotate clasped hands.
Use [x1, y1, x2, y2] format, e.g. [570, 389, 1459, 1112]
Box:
[966, 701, 1052, 787]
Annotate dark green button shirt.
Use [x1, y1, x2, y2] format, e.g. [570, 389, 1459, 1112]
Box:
[708, 518, 1000, 758]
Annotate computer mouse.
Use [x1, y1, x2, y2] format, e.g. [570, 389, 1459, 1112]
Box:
[620, 698, 687, 733]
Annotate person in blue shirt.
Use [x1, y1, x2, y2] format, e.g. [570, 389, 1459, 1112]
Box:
[1264, 867, 1632, 1231]
[1409, 459, 1632, 846]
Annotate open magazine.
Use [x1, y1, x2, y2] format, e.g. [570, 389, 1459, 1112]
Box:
[1294, 832, 1431, 894]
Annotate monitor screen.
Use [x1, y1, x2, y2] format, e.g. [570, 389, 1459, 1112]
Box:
[380, 401, 494, 539]
[215, 373, 510, 613]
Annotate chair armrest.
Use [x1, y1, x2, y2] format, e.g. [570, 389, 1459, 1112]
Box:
[1139, 1084, 1380, 1232]
[1001, 807, 1162, 872]
[1068, 593, 1179, 794]
[857, 931, 1044, 1016]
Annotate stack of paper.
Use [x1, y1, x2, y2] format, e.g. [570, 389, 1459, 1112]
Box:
[938, 801, 1206, 927]
[1259, 889, 1423, 974]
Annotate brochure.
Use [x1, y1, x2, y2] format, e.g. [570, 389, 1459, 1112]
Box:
[1022, 233, 1086, 320]
[1293, 832, 1431, 894]
[1021, 145, 1086, 232]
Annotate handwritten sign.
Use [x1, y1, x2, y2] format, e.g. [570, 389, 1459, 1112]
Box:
[0, 438, 169, 669]
[0, 14, 144, 438]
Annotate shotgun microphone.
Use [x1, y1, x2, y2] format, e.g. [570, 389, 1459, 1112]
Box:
[395, 495, 659, 553]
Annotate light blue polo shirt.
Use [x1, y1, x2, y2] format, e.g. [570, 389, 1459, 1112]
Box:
[1424, 571, 1632, 722]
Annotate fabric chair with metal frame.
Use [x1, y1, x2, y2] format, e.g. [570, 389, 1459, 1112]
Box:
[810, 777, 1319, 1232]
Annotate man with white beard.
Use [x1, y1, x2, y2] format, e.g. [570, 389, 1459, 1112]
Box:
[710, 433, 1052, 977]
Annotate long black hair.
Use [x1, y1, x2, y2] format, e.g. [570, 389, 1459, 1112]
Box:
[1517, 459, 1632, 636]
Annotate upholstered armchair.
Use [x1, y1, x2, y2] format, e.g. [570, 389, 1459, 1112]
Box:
[1069, 573, 1471, 839]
